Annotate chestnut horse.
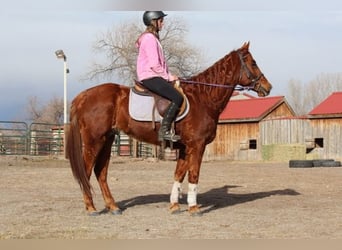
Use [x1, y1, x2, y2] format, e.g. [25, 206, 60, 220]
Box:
[66, 42, 272, 216]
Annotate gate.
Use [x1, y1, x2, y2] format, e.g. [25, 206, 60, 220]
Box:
[137, 142, 154, 158]
[29, 123, 64, 155]
[111, 131, 132, 156]
[0, 121, 64, 156]
[0, 121, 28, 155]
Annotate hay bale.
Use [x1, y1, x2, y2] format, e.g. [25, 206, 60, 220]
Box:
[262, 144, 306, 162]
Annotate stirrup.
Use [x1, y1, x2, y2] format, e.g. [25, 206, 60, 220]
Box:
[163, 131, 181, 142]
[158, 128, 181, 142]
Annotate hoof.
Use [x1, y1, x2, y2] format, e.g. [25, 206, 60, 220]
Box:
[88, 211, 100, 216]
[91, 208, 123, 216]
[188, 205, 202, 217]
[110, 209, 123, 215]
[169, 203, 181, 214]
[190, 211, 203, 217]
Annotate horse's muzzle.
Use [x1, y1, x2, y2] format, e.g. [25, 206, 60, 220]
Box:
[255, 82, 272, 97]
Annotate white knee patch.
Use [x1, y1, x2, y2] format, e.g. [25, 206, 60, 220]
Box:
[187, 183, 198, 207]
[170, 181, 182, 204]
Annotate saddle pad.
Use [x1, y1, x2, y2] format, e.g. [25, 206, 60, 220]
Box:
[128, 88, 190, 122]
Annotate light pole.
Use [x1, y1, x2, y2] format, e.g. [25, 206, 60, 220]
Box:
[55, 49, 69, 124]
[55, 49, 69, 157]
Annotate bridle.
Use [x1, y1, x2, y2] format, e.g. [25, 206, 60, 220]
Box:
[237, 51, 264, 93]
[181, 50, 264, 92]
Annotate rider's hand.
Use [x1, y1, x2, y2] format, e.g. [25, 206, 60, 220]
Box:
[169, 74, 178, 81]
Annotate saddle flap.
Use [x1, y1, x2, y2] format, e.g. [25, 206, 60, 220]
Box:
[133, 80, 187, 117]
[129, 81, 190, 122]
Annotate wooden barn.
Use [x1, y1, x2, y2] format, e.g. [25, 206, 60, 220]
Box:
[307, 92, 342, 161]
[203, 93, 296, 161]
[254, 92, 342, 162]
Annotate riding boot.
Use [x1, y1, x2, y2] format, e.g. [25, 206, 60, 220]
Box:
[158, 102, 181, 142]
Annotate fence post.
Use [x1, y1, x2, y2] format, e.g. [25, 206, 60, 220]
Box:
[64, 123, 70, 159]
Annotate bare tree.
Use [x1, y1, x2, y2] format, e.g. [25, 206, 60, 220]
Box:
[84, 16, 204, 85]
[26, 96, 64, 124]
[27, 96, 43, 121]
[286, 72, 342, 115]
[286, 78, 304, 115]
[305, 73, 342, 112]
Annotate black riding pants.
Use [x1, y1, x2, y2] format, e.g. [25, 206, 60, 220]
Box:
[141, 77, 184, 108]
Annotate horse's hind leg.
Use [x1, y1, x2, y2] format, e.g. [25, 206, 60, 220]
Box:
[94, 133, 122, 215]
[82, 141, 115, 215]
[82, 149, 98, 215]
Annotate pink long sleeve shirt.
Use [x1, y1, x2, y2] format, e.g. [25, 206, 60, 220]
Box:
[136, 32, 175, 82]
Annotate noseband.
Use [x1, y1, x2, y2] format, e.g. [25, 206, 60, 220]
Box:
[237, 51, 264, 92]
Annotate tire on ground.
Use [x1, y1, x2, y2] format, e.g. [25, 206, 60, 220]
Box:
[312, 159, 335, 167]
[320, 161, 341, 167]
[289, 160, 313, 168]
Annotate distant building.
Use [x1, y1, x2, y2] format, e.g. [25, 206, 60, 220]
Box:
[204, 95, 295, 161]
[307, 92, 342, 160]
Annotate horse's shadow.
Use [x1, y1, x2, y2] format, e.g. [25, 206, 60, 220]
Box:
[117, 185, 300, 214]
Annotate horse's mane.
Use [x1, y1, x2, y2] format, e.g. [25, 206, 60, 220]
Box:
[180, 46, 245, 113]
[190, 49, 239, 85]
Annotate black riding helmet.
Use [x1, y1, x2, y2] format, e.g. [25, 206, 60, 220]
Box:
[143, 11, 167, 26]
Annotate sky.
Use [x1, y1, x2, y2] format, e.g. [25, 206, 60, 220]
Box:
[1, 0, 342, 121]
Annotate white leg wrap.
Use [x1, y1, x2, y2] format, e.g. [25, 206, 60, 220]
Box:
[170, 181, 182, 204]
[187, 183, 198, 207]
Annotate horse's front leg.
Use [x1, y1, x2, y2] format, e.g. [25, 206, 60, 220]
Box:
[171, 142, 205, 216]
[169, 156, 187, 214]
[186, 142, 206, 216]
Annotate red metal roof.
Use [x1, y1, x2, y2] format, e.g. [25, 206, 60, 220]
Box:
[231, 91, 256, 99]
[219, 96, 285, 121]
[309, 92, 342, 116]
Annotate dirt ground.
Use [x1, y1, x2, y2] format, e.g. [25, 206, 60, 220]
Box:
[1, 155, 342, 239]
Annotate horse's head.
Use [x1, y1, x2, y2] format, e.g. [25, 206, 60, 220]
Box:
[236, 42, 272, 97]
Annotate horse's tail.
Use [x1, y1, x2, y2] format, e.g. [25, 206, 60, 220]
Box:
[66, 112, 92, 198]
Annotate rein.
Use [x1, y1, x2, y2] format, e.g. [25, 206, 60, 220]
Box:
[180, 50, 263, 92]
[179, 79, 256, 91]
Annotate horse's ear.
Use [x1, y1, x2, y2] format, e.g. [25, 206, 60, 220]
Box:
[242, 41, 250, 50]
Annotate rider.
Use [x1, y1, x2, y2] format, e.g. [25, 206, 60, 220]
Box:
[136, 11, 183, 142]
